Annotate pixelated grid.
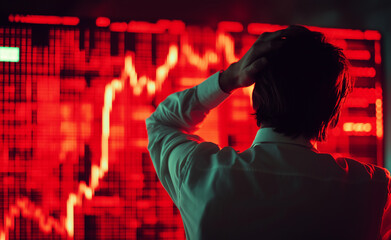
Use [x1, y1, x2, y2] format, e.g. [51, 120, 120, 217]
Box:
[0, 18, 384, 239]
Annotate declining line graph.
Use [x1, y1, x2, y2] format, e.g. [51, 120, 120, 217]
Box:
[0, 32, 239, 240]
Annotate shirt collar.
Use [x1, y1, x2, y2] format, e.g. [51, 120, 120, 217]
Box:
[252, 127, 317, 151]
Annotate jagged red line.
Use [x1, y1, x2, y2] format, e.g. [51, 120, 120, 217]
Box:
[0, 32, 237, 240]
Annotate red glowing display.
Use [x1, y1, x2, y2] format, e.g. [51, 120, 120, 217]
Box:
[0, 17, 384, 239]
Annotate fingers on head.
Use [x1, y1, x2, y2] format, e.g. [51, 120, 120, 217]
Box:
[252, 37, 284, 56]
[247, 57, 268, 76]
[257, 30, 284, 42]
[253, 31, 286, 54]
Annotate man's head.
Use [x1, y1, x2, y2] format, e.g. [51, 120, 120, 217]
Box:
[252, 25, 353, 141]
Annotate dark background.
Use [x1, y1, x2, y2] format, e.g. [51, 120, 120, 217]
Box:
[2, 0, 391, 169]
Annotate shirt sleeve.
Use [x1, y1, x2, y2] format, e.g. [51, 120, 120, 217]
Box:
[145, 71, 230, 205]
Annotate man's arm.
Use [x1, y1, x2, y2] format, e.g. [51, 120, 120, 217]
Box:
[146, 72, 229, 205]
[146, 30, 284, 205]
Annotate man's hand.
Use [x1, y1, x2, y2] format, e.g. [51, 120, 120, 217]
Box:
[219, 30, 286, 93]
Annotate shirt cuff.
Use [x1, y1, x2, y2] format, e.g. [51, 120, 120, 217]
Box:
[196, 71, 231, 110]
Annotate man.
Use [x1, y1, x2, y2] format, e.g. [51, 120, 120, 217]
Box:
[146, 25, 390, 239]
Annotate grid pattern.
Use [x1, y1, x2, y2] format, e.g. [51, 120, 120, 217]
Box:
[0, 20, 384, 239]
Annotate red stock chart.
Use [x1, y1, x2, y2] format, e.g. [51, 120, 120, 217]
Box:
[0, 16, 384, 239]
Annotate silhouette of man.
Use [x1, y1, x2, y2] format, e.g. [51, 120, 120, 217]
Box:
[146, 25, 390, 240]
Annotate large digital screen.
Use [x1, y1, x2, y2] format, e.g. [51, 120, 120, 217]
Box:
[0, 15, 384, 239]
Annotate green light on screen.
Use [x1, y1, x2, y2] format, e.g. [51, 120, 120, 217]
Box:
[0, 47, 20, 62]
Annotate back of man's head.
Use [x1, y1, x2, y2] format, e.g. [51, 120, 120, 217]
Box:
[252, 25, 353, 141]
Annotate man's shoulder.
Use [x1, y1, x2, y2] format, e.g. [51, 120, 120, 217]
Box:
[335, 157, 390, 182]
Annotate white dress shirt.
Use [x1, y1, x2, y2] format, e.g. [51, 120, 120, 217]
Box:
[146, 72, 390, 240]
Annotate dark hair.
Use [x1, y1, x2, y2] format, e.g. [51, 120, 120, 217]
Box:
[252, 25, 353, 141]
